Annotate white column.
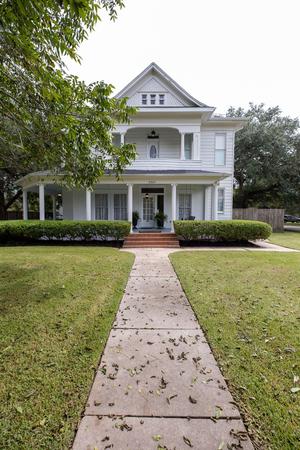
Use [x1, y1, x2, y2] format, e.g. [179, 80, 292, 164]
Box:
[171, 183, 177, 232]
[86, 189, 92, 221]
[39, 184, 45, 221]
[204, 186, 211, 220]
[51, 195, 56, 220]
[180, 133, 185, 160]
[23, 189, 28, 220]
[212, 184, 218, 220]
[120, 133, 125, 145]
[127, 184, 133, 232]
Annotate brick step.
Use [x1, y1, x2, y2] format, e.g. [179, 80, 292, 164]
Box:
[125, 237, 178, 242]
[123, 244, 180, 248]
[131, 233, 176, 237]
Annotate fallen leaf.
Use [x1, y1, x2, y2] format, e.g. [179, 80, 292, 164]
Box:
[183, 436, 193, 447]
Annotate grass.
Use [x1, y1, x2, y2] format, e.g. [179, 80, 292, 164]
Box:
[0, 246, 134, 450]
[269, 231, 300, 250]
[170, 251, 300, 450]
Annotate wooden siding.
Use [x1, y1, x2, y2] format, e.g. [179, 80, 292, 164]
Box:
[233, 208, 284, 231]
[125, 128, 180, 159]
[200, 127, 234, 172]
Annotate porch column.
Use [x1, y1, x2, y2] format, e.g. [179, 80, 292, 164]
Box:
[38, 184, 45, 221]
[180, 133, 185, 160]
[212, 184, 218, 220]
[23, 189, 28, 220]
[204, 186, 211, 220]
[86, 189, 92, 221]
[127, 183, 133, 232]
[171, 183, 177, 232]
[120, 133, 125, 145]
[51, 195, 56, 220]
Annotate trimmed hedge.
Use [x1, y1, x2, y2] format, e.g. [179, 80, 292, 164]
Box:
[0, 220, 131, 243]
[174, 220, 272, 242]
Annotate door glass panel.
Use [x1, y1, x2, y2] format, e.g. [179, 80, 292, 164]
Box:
[95, 194, 108, 220]
[149, 144, 158, 159]
[143, 196, 154, 221]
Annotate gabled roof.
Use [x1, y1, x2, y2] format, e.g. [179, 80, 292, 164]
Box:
[115, 62, 212, 108]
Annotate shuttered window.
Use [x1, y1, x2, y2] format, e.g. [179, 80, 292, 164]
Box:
[114, 194, 127, 220]
[215, 133, 226, 165]
[179, 194, 192, 220]
[95, 194, 108, 220]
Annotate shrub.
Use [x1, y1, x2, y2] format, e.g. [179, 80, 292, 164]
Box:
[174, 220, 272, 242]
[0, 220, 131, 243]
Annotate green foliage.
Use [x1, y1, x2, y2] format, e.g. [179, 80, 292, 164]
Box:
[228, 104, 300, 211]
[173, 220, 272, 241]
[0, 220, 130, 242]
[0, 246, 133, 449]
[154, 211, 168, 227]
[0, 0, 136, 196]
[171, 252, 300, 448]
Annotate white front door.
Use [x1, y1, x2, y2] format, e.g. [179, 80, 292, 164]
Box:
[141, 195, 155, 228]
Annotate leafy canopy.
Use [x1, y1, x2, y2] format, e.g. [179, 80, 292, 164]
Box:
[228, 104, 300, 211]
[0, 0, 136, 191]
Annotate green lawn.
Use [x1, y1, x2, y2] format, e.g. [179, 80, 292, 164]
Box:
[170, 252, 300, 450]
[269, 231, 300, 250]
[0, 247, 134, 450]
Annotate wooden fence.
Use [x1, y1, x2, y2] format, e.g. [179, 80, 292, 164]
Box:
[233, 208, 284, 232]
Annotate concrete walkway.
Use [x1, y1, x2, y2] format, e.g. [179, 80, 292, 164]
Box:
[73, 249, 254, 450]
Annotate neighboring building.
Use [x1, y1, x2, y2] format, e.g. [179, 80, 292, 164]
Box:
[18, 63, 246, 231]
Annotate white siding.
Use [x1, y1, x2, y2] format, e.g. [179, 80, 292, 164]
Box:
[125, 128, 180, 159]
[217, 176, 233, 220]
[200, 127, 234, 172]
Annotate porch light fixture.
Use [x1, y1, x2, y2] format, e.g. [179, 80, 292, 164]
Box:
[147, 129, 159, 139]
[145, 192, 149, 199]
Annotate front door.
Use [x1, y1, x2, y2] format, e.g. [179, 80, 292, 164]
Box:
[141, 195, 155, 228]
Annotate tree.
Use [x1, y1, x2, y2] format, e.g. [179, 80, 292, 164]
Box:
[228, 104, 300, 212]
[0, 0, 136, 218]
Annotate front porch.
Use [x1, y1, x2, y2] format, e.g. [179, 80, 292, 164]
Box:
[20, 177, 222, 232]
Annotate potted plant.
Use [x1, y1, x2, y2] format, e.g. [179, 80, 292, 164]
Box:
[154, 211, 168, 228]
[132, 211, 140, 229]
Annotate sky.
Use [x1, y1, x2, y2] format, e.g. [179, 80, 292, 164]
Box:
[66, 0, 300, 118]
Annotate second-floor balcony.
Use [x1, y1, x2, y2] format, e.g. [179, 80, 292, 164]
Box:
[113, 127, 202, 170]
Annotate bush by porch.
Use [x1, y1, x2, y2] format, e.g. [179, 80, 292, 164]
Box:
[0, 220, 130, 243]
[174, 219, 272, 242]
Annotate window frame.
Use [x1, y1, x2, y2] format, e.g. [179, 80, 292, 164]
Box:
[141, 94, 147, 105]
[217, 188, 225, 213]
[178, 193, 192, 220]
[159, 94, 165, 105]
[147, 138, 159, 159]
[150, 94, 156, 105]
[114, 193, 128, 220]
[215, 133, 226, 166]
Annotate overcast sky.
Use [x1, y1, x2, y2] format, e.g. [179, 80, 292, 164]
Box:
[66, 0, 300, 118]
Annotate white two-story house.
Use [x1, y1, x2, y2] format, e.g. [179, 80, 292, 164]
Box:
[19, 63, 246, 231]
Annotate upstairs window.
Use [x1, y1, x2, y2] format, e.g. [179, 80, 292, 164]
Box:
[159, 94, 165, 105]
[150, 94, 156, 105]
[215, 133, 226, 166]
[184, 134, 193, 160]
[141, 94, 147, 105]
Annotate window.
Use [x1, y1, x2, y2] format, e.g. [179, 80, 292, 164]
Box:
[159, 94, 165, 105]
[218, 188, 225, 213]
[179, 193, 192, 220]
[95, 194, 108, 220]
[150, 94, 156, 105]
[184, 134, 193, 160]
[147, 139, 159, 159]
[114, 193, 127, 220]
[215, 133, 226, 165]
[141, 94, 147, 105]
